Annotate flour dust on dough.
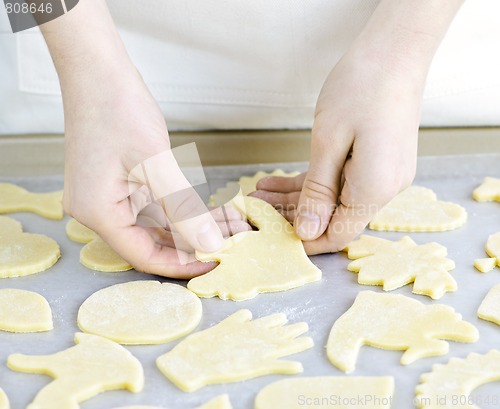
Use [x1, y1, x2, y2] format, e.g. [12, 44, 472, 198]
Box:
[0, 289, 52, 332]
[7, 332, 144, 409]
[0, 216, 60, 278]
[255, 376, 394, 409]
[478, 283, 500, 326]
[209, 169, 300, 207]
[0, 183, 63, 219]
[415, 350, 500, 408]
[344, 235, 456, 299]
[114, 394, 233, 409]
[80, 237, 132, 272]
[327, 291, 478, 373]
[66, 218, 99, 243]
[189, 195, 321, 301]
[157, 309, 313, 392]
[473, 176, 500, 202]
[78, 280, 202, 345]
[369, 186, 467, 232]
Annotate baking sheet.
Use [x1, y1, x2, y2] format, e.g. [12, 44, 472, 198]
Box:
[1, 153, 500, 409]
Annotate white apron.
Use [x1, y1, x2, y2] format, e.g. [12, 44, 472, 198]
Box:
[1, 0, 500, 134]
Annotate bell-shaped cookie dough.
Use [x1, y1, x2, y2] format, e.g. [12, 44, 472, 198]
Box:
[189, 195, 321, 301]
[157, 309, 313, 392]
[7, 333, 144, 409]
[0, 289, 52, 332]
[327, 291, 478, 373]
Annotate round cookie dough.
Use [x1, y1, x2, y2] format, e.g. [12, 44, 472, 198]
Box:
[80, 238, 132, 272]
[0, 289, 53, 332]
[66, 218, 99, 243]
[78, 281, 202, 345]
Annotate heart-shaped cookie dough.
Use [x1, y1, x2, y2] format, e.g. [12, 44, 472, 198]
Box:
[0, 216, 60, 278]
[0, 183, 63, 219]
[369, 186, 467, 232]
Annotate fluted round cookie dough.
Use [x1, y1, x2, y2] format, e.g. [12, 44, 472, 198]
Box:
[80, 237, 132, 272]
[78, 281, 202, 345]
[0, 216, 60, 278]
[0, 289, 52, 332]
[65, 218, 99, 243]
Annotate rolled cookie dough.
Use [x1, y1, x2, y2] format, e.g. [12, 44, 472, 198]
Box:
[0, 216, 60, 278]
[473, 176, 500, 202]
[114, 394, 232, 409]
[157, 309, 313, 392]
[78, 281, 202, 345]
[0, 289, 52, 332]
[189, 195, 321, 301]
[369, 186, 467, 232]
[7, 333, 144, 409]
[255, 377, 394, 409]
[344, 235, 456, 299]
[415, 350, 500, 408]
[0, 388, 9, 409]
[80, 237, 132, 272]
[477, 283, 500, 326]
[65, 218, 99, 243]
[0, 183, 63, 219]
[327, 291, 478, 373]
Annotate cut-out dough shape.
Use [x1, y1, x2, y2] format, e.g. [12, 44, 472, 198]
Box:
[474, 257, 497, 273]
[327, 291, 478, 373]
[369, 186, 467, 232]
[209, 169, 300, 207]
[189, 195, 321, 301]
[0, 183, 63, 219]
[473, 176, 500, 202]
[157, 309, 313, 392]
[114, 394, 233, 409]
[66, 218, 99, 243]
[255, 376, 394, 409]
[7, 332, 143, 409]
[0, 388, 9, 409]
[415, 350, 500, 408]
[0, 216, 60, 278]
[80, 237, 132, 272]
[478, 283, 500, 326]
[0, 289, 52, 332]
[78, 281, 202, 344]
[344, 235, 456, 299]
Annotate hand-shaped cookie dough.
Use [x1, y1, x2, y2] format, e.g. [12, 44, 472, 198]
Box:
[0, 183, 63, 219]
[345, 235, 456, 299]
[188, 195, 321, 300]
[369, 186, 467, 232]
[7, 333, 143, 409]
[0, 216, 60, 278]
[0, 289, 52, 332]
[415, 350, 500, 408]
[473, 176, 500, 202]
[327, 291, 478, 373]
[156, 309, 313, 392]
[114, 395, 233, 409]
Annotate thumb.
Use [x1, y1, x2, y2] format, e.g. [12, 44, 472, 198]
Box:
[295, 129, 352, 241]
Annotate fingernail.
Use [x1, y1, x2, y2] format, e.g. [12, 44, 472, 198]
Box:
[197, 223, 224, 252]
[295, 213, 321, 239]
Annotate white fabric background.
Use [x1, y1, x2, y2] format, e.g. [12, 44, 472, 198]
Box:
[1, 0, 500, 134]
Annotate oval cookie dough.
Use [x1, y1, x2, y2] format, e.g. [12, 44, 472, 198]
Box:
[0, 289, 52, 332]
[78, 281, 202, 345]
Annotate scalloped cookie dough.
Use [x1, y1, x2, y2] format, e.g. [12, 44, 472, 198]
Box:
[255, 377, 394, 409]
[7, 333, 144, 409]
[0, 216, 60, 278]
[66, 218, 99, 243]
[0, 183, 63, 219]
[209, 169, 300, 207]
[114, 395, 233, 409]
[415, 350, 500, 408]
[327, 291, 478, 373]
[0, 388, 9, 409]
[473, 176, 500, 202]
[344, 235, 456, 299]
[78, 281, 202, 345]
[189, 195, 321, 301]
[0, 289, 52, 332]
[478, 283, 500, 326]
[157, 309, 313, 392]
[369, 186, 467, 232]
[80, 237, 132, 272]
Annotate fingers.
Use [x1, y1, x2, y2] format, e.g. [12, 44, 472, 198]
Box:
[294, 123, 353, 241]
[256, 173, 306, 193]
[250, 190, 301, 213]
